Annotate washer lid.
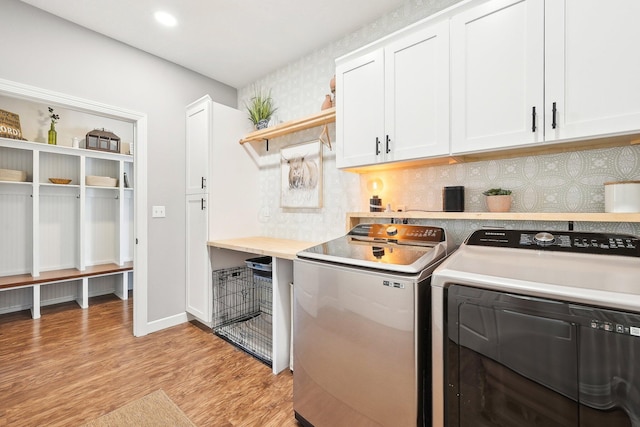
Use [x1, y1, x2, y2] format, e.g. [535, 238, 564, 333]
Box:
[297, 224, 450, 274]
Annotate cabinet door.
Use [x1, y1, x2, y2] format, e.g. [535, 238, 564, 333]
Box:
[336, 49, 385, 168]
[185, 194, 210, 324]
[451, 0, 544, 154]
[384, 20, 450, 162]
[185, 97, 210, 194]
[545, 0, 640, 141]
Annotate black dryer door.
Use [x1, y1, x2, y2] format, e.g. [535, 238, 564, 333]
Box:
[446, 285, 580, 427]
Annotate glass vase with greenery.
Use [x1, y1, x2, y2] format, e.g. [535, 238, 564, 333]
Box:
[48, 107, 60, 145]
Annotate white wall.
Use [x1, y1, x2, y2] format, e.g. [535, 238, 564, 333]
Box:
[0, 0, 237, 322]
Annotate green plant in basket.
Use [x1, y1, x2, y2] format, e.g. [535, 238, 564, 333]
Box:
[245, 87, 277, 130]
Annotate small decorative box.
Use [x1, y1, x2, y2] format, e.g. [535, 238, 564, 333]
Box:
[85, 128, 120, 153]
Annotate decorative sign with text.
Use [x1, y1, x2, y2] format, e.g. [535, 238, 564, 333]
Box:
[0, 109, 23, 140]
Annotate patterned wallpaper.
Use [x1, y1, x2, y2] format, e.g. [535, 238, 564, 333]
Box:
[365, 146, 640, 214]
[359, 145, 640, 244]
[239, 0, 640, 244]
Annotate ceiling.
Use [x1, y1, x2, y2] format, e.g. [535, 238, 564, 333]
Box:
[19, 0, 407, 89]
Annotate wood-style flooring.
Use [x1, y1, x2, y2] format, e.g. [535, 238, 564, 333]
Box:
[0, 294, 298, 427]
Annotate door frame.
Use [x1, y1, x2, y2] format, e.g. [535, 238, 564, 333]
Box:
[0, 77, 149, 336]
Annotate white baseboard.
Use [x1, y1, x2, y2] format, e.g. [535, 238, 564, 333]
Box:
[144, 312, 189, 335]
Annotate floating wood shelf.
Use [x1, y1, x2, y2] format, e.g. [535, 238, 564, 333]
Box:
[239, 107, 335, 145]
[347, 211, 640, 231]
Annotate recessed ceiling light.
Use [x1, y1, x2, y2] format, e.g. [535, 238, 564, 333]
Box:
[154, 11, 177, 27]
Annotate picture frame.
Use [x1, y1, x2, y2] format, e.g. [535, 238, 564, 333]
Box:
[281, 140, 322, 209]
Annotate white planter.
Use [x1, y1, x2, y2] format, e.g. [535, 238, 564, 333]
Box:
[604, 181, 640, 213]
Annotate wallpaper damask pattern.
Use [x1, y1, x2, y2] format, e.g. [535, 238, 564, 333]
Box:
[360, 145, 640, 244]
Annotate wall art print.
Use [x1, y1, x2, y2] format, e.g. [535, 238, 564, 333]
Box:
[281, 140, 322, 209]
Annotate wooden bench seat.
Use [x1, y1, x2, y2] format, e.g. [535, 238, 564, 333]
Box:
[0, 262, 133, 318]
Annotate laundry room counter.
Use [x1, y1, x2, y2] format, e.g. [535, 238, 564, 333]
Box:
[207, 237, 317, 260]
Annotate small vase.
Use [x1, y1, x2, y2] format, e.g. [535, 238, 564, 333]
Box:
[321, 94, 332, 110]
[486, 195, 512, 212]
[48, 122, 57, 145]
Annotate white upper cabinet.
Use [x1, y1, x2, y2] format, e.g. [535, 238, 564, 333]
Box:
[451, 0, 544, 154]
[336, 50, 385, 168]
[384, 21, 450, 163]
[545, 0, 640, 141]
[185, 99, 210, 194]
[337, 20, 450, 169]
[452, 0, 640, 155]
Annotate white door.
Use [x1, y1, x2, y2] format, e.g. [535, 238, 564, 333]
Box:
[451, 0, 544, 154]
[185, 97, 210, 194]
[185, 194, 210, 324]
[384, 20, 450, 162]
[545, 0, 640, 141]
[336, 49, 385, 168]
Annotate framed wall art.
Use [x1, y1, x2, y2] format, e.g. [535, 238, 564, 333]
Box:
[281, 140, 322, 209]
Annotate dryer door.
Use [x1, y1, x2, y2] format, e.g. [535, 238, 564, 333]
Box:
[446, 285, 579, 427]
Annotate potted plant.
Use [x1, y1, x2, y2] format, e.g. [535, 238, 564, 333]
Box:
[483, 188, 513, 212]
[245, 87, 277, 130]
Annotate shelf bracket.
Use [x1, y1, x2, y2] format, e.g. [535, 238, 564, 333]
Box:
[265, 138, 269, 151]
[568, 220, 574, 231]
[319, 124, 332, 150]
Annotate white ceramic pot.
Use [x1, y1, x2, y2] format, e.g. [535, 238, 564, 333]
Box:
[604, 181, 640, 212]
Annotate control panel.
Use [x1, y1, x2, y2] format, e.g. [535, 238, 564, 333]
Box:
[348, 223, 445, 245]
[466, 229, 640, 257]
[590, 319, 640, 337]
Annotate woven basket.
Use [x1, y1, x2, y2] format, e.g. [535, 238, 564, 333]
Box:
[49, 178, 72, 185]
[86, 175, 117, 187]
[0, 168, 27, 182]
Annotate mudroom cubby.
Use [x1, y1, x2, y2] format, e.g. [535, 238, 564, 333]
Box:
[0, 137, 134, 318]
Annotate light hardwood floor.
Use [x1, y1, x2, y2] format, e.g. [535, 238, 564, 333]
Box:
[0, 293, 298, 427]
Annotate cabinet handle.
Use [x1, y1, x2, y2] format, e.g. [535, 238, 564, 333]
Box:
[201, 177, 206, 189]
[375, 137, 381, 155]
[552, 102, 557, 129]
[531, 106, 536, 132]
[386, 135, 391, 153]
[201, 198, 206, 210]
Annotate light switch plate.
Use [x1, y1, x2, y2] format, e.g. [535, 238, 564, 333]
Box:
[152, 205, 166, 218]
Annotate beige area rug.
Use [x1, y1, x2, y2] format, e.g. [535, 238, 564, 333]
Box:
[83, 390, 196, 427]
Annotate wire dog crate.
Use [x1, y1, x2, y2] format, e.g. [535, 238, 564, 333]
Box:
[212, 257, 273, 366]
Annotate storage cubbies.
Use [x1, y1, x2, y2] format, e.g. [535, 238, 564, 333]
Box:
[0, 138, 133, 318]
